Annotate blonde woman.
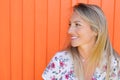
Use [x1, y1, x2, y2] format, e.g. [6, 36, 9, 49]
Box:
[42, 3, 120, 80]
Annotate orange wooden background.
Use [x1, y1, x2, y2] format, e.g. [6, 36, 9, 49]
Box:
[0, 0, 120, 80]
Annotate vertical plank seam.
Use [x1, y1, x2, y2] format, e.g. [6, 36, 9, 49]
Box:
[22, 0, 23, 79]
[113, 0, 116, 47]
[76, 0, 78, 3]
[9, 0, 11, 79]
[87, 0, 89, 4]
[46, 0, 48, 66]
[59, 0, 61, 50]
[100, 0, 102, 8]
[34, 0, 36, 79]
[70, 0, 72, 12]
[72, 0, 73, 7]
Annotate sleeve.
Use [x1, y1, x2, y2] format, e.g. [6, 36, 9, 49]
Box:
[42, 52, 64, 80]
[117, 53, 120, 79]
[114, 50, 120, 79]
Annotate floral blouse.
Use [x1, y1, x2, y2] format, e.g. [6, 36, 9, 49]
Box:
[42, 51, 120, 80]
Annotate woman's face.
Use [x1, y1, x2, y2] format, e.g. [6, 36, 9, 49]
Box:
[68, 11, 97, 47]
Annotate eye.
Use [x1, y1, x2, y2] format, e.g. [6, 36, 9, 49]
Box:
[75, 23, 81, 26]
[69, 23, 71, 26]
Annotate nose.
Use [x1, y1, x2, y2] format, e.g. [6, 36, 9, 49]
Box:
[68, 26, 75, 34]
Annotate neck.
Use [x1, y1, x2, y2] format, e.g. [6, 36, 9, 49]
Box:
[77, 40, 96, 60]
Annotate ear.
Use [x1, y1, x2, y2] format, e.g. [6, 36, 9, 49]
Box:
[93, 31, 98, 36]
[92, 28, 98, 36]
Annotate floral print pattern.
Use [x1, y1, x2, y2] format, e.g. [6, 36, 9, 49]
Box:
[42, 51, 120, 80]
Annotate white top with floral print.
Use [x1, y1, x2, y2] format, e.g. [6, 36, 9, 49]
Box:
[42, 51, 120, 80]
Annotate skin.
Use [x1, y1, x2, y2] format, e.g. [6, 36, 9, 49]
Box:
[68, 11, 98, 80]
[68, 11, 97, 60]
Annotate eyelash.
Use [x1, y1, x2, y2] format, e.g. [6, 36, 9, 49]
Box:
[75, 23, 81, 26]
[69, 23, 81, 27]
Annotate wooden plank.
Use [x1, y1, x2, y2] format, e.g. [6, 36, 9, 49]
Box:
[60, 0, 72, 50]
[88, 0, 101, 7]
[10, 0, 23, 80]
[0, 0, 10, 80]
[102, 0, 114, 45]
[78, 0, 88, 3]
[35, 0, 47, 80]
[114, 0, 120, 54]
[47, 0, 60, 63]
[23, 0, 35, 79]
[72, 0, 78, 7]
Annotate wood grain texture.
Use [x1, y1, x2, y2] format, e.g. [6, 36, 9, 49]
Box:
[0, 0, 120, 80]
[0, 0, 10, 80]
[10, 0, 23, 80]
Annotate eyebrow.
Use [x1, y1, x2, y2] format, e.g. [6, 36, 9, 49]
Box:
[69, 21, 81, 23]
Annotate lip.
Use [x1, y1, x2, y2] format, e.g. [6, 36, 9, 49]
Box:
[71, 36, 78, 40]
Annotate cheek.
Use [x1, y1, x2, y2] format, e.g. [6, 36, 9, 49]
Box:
[84, 32, 97, 41]
[77, 29, 87, 37]
[77, 30, 95, 39]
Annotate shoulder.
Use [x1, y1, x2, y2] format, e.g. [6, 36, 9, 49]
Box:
[42, 51, 74, 80]
[52, 50, 73, 62]
[110, 50, 120, 67]
[113, 50, 120, 70]
[47, 50, 73, 69]
[112, 49, 120, 61]
[109, 50, 120, 79]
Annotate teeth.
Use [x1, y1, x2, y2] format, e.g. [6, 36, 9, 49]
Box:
[71, 36, 78, 39]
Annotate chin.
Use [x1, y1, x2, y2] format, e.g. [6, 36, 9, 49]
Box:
[71, 43, 79, 47]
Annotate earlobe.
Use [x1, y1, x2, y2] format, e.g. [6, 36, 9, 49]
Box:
[94, 32, 98, 36]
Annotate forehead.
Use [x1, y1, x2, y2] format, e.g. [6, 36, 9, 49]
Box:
[69, 11, 90, 27]
[70, 11, 83, 22]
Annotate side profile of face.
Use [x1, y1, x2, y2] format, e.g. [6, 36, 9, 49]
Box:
[68, 11, 97, 48]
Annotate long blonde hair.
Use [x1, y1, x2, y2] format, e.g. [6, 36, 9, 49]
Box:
[65, 3, 114, 80]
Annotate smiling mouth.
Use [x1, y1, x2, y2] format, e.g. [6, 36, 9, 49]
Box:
[71, 36, 78, 40]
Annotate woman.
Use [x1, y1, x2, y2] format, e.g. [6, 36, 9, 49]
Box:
[42, 3, 120, 80]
